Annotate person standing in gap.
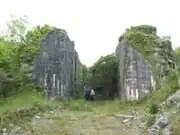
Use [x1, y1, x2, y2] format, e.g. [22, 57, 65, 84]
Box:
[90, 88, 95, 101]
[84, 85, 90, 100]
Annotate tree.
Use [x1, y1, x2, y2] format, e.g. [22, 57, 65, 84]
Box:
[175, 47, 180, 55]
[4, 15, 29, 43]
[0, 15, 69, 98]
[25, 24, 66, 46]
[0, 15, 37, 97]
[88, 54, 118, 98]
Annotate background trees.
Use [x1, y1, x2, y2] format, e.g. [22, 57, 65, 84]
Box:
[86, 54, 118, 99]
[0, 15, 64, 98]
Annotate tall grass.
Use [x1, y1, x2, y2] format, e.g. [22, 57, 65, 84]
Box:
[0, 90, 43, 115]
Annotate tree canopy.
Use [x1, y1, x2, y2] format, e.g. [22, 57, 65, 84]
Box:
[0, 15, 68, 98]
[87, 54, 118, 98]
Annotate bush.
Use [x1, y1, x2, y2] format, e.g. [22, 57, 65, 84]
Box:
[146, 101, 159, 115]
[88, 54, 118, 99]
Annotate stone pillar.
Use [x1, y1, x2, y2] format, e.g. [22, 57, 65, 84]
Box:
[52, 74, 56, 98]
[57, 78, 60, 98]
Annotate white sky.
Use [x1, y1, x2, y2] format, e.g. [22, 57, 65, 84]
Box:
[0, 0, 179, 66]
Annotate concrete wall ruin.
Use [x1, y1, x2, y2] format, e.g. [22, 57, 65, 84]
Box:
[33, 30, 81, 100]
[115, 39, 156, 101]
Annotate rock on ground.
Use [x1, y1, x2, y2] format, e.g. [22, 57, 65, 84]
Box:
[148, 115, 172, 135]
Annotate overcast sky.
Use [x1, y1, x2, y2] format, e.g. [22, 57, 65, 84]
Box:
[0, 0, 179, 66]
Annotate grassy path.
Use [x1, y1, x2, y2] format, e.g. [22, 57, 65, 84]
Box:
[31, 110, 142, 135]
[29, 99, 145, 135]
[0, 92, 146, 135]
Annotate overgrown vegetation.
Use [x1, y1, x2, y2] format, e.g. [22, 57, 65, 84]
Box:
[123, 25, 176, 89]
[0, 16, 71, 130]
[121, 25, 180, 134]
[86, 54, 118, 99]
[122, 26, 180, 103]
[0, 15, 69, 98]
[0, 15, 180, 134]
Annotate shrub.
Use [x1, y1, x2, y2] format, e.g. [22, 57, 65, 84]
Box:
[146, 101, 159, 115]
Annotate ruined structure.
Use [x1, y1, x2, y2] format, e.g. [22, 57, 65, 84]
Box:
[116, 39, 155, 100]
[115, 25, 175, 101]
[34, 30, 82, 100]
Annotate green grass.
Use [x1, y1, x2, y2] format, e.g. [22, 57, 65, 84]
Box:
[58, 99, 146, 116]
[0, 91, 151, 135]
[29, 99, 145, 135]
[0, 91, 146, 116]
[0, 88, 159, 127]
[170, 111, 180, 135]
[0, 90, 44, 115]
[150, 85, 178, 104]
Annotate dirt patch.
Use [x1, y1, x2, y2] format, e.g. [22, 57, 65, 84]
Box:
[30, 110, 142, 135]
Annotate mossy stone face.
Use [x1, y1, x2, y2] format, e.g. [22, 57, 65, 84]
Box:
[123, 25, 175, 86]
[116, 25, 176, 100]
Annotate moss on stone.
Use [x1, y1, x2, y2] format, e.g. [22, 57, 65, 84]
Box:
[127, 25, 157, 35]
[124, 31, 158, 60]
[123, 25, 174, 63]
[124, 25, 159, 60]
[123, 25, 175, 88]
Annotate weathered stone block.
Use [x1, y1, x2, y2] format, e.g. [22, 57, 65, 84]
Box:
[115, 39, 155, 100]
[33, 30, 81, 100]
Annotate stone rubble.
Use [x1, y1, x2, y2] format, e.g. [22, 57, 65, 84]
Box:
[148, 115, 172, 135]
[166, 89, 180, 108]
[115, 114, 137, 120]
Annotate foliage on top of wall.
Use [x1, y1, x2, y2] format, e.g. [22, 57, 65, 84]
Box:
[123, 25, 174, 61]
[121, 25, 176, 89]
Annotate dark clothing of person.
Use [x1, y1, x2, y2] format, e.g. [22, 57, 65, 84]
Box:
[89, 95, 94, 101]
[84, 89, 91, 100]
[84, 87, 95, 101]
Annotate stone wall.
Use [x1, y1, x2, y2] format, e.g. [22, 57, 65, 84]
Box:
[73, 50, 84, 97]
[115, 25, 176, 101]
[115, 39, 156, 100]
[33, 30, 81, 100]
